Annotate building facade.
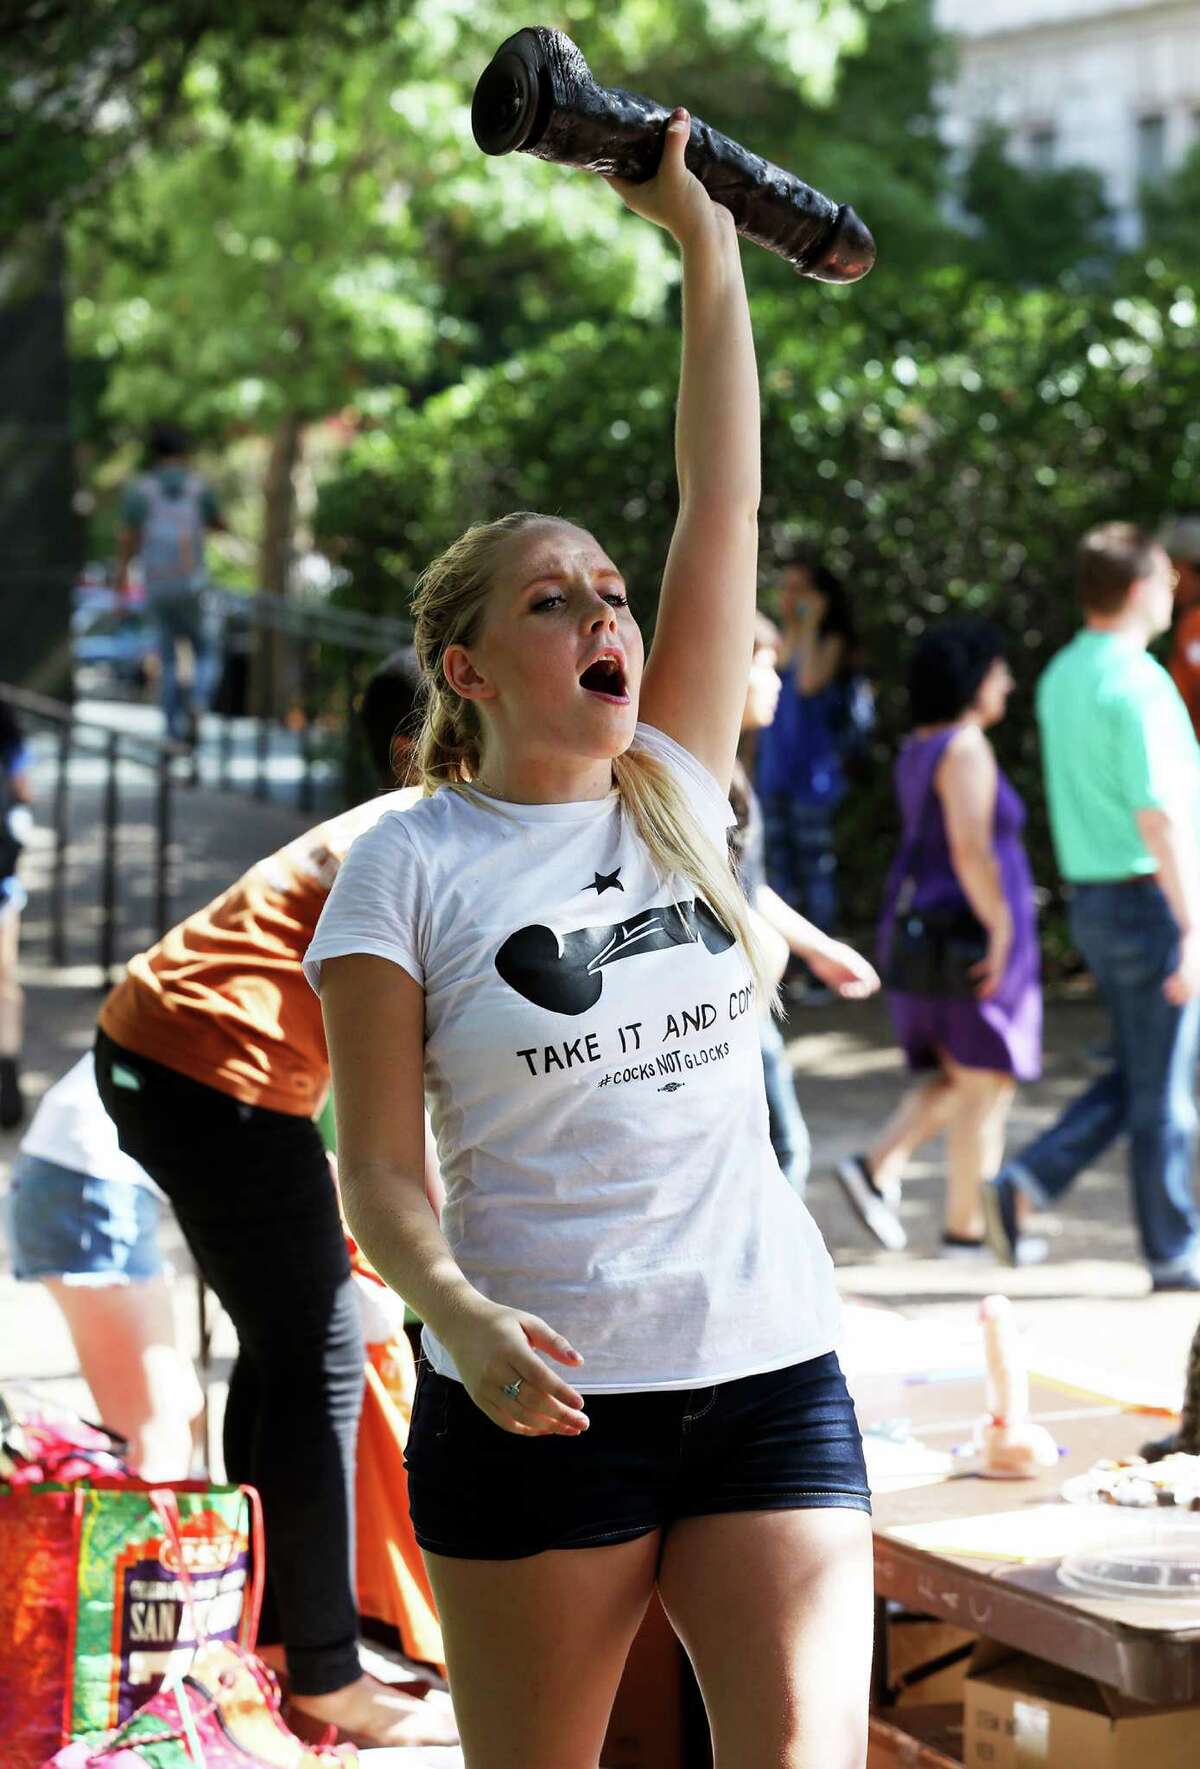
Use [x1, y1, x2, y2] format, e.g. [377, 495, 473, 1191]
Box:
[935, 0, 1200, 240]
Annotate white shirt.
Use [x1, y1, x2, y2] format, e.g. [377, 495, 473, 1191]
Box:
[20, 1053, 161, 1194]
[305, 725, 839, 1392]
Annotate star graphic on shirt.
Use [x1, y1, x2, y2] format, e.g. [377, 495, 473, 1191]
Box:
[586, 868, 624, 895]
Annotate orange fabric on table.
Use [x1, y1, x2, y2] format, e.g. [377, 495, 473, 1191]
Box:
[1169, 605, 1200, 742]
[98, 790, 419, 1116]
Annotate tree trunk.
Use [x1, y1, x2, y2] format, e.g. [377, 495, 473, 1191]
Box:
[253, 412, 304, 717]
[0, 229, 79, 696]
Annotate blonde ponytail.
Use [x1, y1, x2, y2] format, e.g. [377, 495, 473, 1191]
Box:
[410, 511, 775, 1008]
[613, 747, 780, 1013]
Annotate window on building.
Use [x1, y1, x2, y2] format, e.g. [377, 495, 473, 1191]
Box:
[1137, 113, 1167, 184]
[1028, 127, 1056, 170]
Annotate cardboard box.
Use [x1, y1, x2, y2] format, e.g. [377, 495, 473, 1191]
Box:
[963, 1642, 1200, 1768]
[869, 1704, 965, 1767]
[887, 1615, 976, 1708]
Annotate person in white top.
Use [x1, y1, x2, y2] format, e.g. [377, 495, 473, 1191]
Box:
[6, 1053, 203, 1479]
[307, 113, 872, 1769]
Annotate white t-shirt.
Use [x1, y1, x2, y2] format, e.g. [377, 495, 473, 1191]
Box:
[20, 1053, 161, 1195]
[304, 725, 839, 1392]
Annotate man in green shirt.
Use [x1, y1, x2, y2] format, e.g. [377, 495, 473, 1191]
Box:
[985, 522, 1200, 1289]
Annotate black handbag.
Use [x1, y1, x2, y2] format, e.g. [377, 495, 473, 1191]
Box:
[884, 751, 989, 1001]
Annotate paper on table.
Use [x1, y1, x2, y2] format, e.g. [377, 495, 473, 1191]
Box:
[1024, 1351, 1181, 1416]
[886, 1503, 1181, 1564]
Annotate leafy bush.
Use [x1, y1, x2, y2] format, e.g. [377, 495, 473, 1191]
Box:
[316, 258, 1200, 942]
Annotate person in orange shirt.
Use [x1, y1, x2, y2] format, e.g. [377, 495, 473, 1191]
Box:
[1163, 515, 1200, 739]
[94, 650, 455, 1751]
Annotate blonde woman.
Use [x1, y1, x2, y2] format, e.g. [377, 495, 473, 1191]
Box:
[306, 114, 872, 1769]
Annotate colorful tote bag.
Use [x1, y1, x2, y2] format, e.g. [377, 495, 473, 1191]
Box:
[2, 1481, 262, 1769]
[42, 1638, 355, 1766]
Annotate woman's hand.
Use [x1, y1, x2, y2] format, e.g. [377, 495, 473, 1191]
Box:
[808, 940, 881, 1001]
[441, 1298, 590, 1437]
[604, 109, 728, 248]
[972, 914, 1013, 1000]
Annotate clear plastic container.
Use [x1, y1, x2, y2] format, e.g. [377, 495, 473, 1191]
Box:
[1059, 1525, 1200, 1601]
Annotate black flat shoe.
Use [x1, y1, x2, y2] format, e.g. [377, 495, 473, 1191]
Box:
[0, 1057, 23, 1130]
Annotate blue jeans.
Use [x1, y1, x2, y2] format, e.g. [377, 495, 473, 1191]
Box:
[760, 1016, 811, 1194]
[761, 795, 839, 933]
[152, 590, 223, 741]
[1004, 882, 1200, 1279]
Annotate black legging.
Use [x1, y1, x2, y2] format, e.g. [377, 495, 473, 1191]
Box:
[95, 1027, 365, 1696]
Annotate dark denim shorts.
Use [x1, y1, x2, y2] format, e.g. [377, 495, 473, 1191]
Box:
[404, 1349, 871, 1560]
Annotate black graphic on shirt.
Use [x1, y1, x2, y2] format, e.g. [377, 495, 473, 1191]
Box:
[586, 868, 623, 895]
[495, 900, 733, 1016]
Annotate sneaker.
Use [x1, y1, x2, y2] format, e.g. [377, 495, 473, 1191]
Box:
[981, 1176, 1050, 1267]
[0, 1057, 23, 1131]
[833, 1155, 907, 1251]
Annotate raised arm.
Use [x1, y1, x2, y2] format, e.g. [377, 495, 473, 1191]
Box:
[320, 953, 588, 1437]
[609, 111, 760, 790]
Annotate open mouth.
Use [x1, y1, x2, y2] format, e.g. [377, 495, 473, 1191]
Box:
[579, 655, 629, 703]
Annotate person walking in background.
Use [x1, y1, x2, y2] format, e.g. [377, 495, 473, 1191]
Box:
[836, 619, 1041, 1256]
[1162, 514, 1200, 741]
[985, 524, 1200, 1290]
[6, 1053, 203, 1480]
[732, 612, 880, 1192]
[0, 698, 34, 1129]
[116, 423, 226, 745]
[755, 558, 873, 996]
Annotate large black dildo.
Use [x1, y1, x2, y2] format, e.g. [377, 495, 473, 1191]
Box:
[471, 26, 875, 285]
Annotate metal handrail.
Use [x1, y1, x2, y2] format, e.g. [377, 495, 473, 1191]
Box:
[91, 587, 407, 810]
[1, 683, 181, 984]
[209, 587, 411, 654]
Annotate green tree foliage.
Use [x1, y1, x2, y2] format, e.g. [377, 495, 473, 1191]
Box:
[1141, 142, 1200, 267]
[0, 0, 410, 236]
[40, 0, 1200, 934]
[64, 1, 886, 582]
[959, 125, 1115, 286]
[315, 260, 1200, 927]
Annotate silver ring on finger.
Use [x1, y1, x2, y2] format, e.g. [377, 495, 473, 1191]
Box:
[501, 1377, 524, 1401]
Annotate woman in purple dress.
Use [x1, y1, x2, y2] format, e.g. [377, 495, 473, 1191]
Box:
[835, 619, 1042, 1255]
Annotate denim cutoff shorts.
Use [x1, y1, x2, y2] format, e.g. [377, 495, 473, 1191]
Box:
[404, 1348, 871, 1560]
[7, 1154, 165, 1283]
